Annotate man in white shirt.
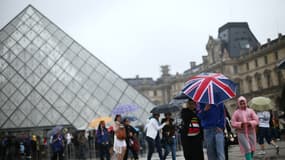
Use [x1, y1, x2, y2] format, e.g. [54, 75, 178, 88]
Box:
[145, 113, 168, 160]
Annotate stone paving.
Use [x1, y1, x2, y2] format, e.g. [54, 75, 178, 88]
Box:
[143, 139, 285, 160]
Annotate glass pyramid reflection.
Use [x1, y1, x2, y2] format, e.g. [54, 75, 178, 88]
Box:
[0, 5, 154, 130]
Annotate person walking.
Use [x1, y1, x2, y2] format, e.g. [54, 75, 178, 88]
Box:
[196, 102, 225, 160]
[161, 112, 176, 160]
[256, 109, 279, 154]
[51, 131, 65, 160]
[123, 118, 139, 160]
[113, 114, 127, 160]
[231, 96, 259, 160]
[77, 131, 87, 160]
[145, 113, 168, 160]
[180, 99, 204, 160]
[96, 120, 111, 160]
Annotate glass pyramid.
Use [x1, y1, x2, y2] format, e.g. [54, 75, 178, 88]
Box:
[0, 5, 154, 130]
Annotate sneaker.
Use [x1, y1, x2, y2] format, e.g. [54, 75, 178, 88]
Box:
[257, 151, 266, 155]
[276, 146, 279, 154]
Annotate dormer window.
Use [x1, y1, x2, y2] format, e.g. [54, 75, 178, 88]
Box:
[239, 40, 250, 49]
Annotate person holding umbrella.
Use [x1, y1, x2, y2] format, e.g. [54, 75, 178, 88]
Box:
[196, 102, 226, 160]
[123, 118, 139, 160]
[180, 73, 237, 160]
[180, 99, 204, 160]
[96, 120, 111, 160]
[248, 96, 280, 154]
[51, 131, 65, 160]
[113, 114, 127, 160]
[256, 110, 279, 154]
[161, 112, 176, 160]
[231, 96, 259, 160]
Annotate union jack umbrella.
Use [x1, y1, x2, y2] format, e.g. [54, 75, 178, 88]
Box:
[181, 73, 237, 104]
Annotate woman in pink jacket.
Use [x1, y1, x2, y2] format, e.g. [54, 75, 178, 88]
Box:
[231, 96, 259, 160]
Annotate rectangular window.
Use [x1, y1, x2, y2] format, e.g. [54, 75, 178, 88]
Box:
[246, 63, 249, 70]
[233, 65, 238, 74]
[255, 59, 258, 67]
[153, 90, 157, 96]
[275, 51, 279, 60]
[264, 56, 268, 64]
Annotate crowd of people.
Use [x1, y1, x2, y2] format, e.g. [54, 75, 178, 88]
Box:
[143, 95, 284, 160]
[1, 96, 284, 160]
[0, 114, 145, 160]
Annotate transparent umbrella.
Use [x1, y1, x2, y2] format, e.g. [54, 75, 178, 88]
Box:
[248, 96, 274, 111]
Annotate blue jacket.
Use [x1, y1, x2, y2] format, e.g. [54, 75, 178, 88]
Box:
[196, 103, 225, 129]
[51, 134, 64, 152]
[96, 127, 109, 144]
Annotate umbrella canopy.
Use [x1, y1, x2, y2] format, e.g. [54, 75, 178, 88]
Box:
[111, 104, 139, 115]
[169, 92, 190, 105]
[150, 104, 180, 114]
[122, 116, 138, 121]
[181, 72, 237, 104]
[88, 116, 112, 128]
[248, 96, 274, 111]
[47, 125, 63, 137]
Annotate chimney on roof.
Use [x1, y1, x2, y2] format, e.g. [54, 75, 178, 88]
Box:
[267, 38, 271, 43]
[278, 33, 282, 39]
[202, 56, 208, 64]
[136, 75, 139, 79]
[161, 65, 170, 77]
[190, 61, 196, 68]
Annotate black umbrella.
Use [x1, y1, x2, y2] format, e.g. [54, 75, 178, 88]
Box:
[169, 92, 191, 105]
[173, 92, 190, 100]
[150, 104, 180, 114]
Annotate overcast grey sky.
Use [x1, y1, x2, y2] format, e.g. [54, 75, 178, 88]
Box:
[1, 0, 285, 79]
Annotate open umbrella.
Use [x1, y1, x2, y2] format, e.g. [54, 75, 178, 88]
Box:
[111, 104, 139, 115]
[122, 116, 138, 121]
[248, 96, 274, 111]
[150, 104, 180, 114]
[169, 92, 190, 105]
[47, 125, 63, 137]
[181, 72, 237, 104]
[88, 116, 112, 128]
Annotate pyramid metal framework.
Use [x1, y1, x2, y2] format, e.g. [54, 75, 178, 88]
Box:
[0, 5, 154, 130]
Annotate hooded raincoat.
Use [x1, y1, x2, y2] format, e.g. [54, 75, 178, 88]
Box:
[231, 96, 259, 155]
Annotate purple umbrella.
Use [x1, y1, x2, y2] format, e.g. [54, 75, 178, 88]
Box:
[111, 104, 139, 115]
[47, 125, 63, 137]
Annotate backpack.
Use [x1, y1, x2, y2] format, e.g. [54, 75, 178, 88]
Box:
[116, 125, 126, 140]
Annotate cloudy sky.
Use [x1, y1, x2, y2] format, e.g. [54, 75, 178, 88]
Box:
[1, 0, 285, 79]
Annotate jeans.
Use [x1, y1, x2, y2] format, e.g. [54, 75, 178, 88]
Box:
[163, 137, 176, 160]
[99, 143, 110, 160]
[204, 128, 225, 160]
[146, 136, 155, 160]
[155, 134, 163, 160]
[146, 134, 163, 160]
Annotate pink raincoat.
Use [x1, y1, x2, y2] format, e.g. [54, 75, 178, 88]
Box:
[231, 96, 259, 155]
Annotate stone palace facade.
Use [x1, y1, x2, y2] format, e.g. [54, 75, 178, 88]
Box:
[125, 22, 285, 114]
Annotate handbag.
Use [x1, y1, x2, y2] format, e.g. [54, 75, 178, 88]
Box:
[116, 125, 126, 140]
